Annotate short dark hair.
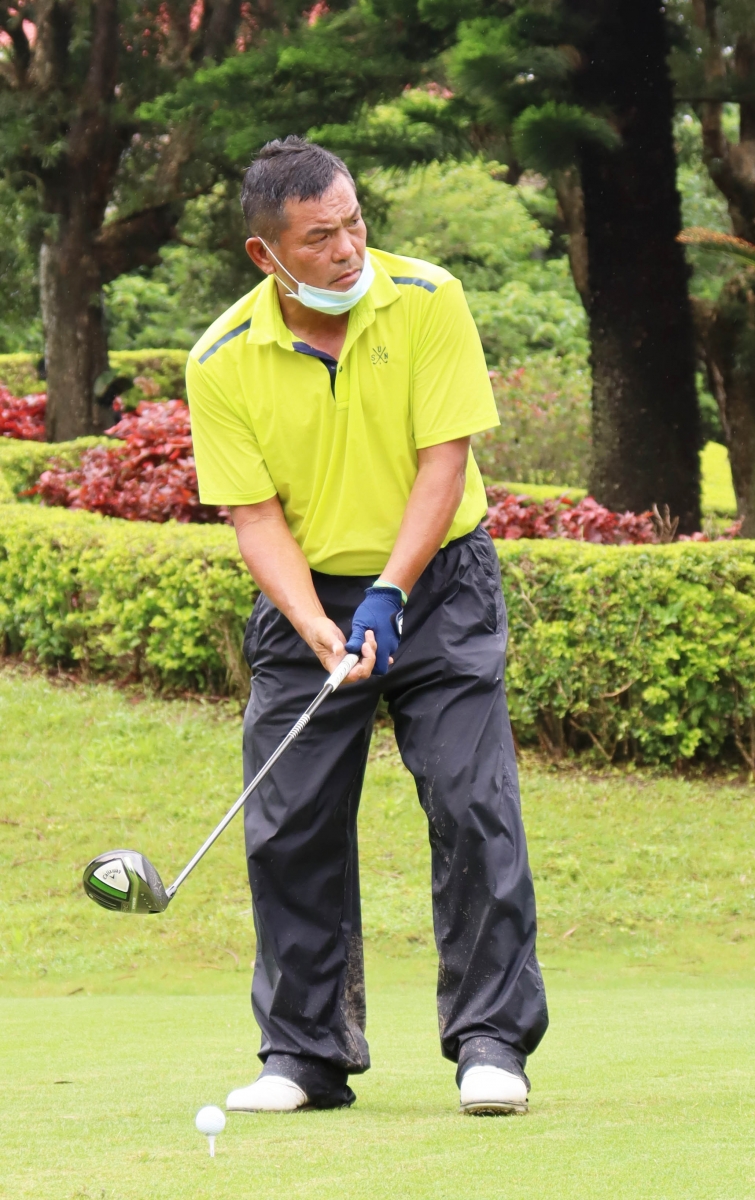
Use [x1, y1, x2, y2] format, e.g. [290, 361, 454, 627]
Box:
[240, 136, 355, 240]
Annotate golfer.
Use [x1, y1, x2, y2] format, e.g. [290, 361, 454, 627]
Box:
[187, 136, 548, 1115]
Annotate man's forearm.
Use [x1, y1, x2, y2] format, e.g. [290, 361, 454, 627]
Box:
[380, 438, 469, 596]
[231, 499, 325, 635]
[230, 498, 378, 682]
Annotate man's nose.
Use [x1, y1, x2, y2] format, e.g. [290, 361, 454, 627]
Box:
[332, 226, 358, 262]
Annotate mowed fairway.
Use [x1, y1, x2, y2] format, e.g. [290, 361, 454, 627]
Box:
[1, 668, 755, 1199]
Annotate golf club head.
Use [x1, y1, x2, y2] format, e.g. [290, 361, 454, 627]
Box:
[82, 850, 170, 914]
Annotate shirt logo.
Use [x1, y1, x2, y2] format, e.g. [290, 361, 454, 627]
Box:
[371, 345, 389, 365]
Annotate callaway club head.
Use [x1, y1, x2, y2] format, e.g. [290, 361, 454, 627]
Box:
[82, 850, 170, 914]
[81, 653, 360, 917]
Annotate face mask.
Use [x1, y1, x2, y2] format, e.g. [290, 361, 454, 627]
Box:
[259, 240, 375, 315]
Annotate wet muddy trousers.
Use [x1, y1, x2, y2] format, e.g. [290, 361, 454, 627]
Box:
[242, 526, 548, 1103]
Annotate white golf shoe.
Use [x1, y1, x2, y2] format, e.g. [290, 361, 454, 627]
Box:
[459, 1065, 529, 1115]
[226, 1075, 309, 1113]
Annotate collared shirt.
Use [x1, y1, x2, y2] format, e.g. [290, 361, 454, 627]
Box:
[186, 248, 499, 576]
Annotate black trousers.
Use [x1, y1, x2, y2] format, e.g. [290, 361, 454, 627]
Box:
[242, 526, 548, 1098]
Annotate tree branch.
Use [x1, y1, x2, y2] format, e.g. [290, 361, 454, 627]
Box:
[94, 203, 179, 282]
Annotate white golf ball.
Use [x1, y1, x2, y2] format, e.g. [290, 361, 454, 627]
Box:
[195, 1105, 226, 1135]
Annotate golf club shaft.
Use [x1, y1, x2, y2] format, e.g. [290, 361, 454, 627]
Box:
[165, 653, 359, 898]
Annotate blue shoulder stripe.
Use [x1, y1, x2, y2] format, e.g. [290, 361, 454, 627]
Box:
[198, 318, 252, 364]
[390, 276, 437, 294]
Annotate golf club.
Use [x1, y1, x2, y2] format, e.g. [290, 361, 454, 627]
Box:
[82, 652, 360, 914]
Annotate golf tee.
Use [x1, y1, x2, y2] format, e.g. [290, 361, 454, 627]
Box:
[208, 1135, 215, 1158]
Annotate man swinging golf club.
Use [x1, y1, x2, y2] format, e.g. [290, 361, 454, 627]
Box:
[187, 136, 548, 1116]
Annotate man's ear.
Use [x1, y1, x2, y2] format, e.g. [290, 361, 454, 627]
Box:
[246, 237, 275, 275]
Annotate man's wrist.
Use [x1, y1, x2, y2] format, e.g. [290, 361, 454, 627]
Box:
[371, 578, 408, 605]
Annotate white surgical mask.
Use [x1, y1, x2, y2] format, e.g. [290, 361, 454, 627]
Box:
[259, 240, 374, 315]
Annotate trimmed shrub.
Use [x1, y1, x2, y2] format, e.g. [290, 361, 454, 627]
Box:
[0, 436, 108, 501]
[2, 505, 755, 765]
[0, 349, 188, 408]
[0, 507, 253, 695]
[0, 353, 42, 397]
[111, 349, 188, 405]
[499, 540, 755, 767]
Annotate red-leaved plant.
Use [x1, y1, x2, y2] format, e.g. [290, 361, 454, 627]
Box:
[484, 488, 741, 544]
[24, 396, 741, 538]
[0, 386, 47, 441]
[32, 399, 228, 524]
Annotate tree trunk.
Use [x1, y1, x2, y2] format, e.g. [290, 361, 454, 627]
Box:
[694, 276, 755, 535]
[571, 0, 701, 532]
[40, 236, 112, 441]
[39, 199, 179, 441]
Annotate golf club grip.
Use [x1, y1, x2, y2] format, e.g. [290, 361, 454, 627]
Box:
[325, 652, 360, 692]
[165, 652, 361, 897]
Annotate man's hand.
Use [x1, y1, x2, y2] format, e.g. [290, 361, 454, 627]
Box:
[345, 588, 403, 675]
[304, 615, 377, 682]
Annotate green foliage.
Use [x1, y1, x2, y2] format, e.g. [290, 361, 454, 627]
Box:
[3, 505, 755, 767]
[701, 441, 737, 516]
[674, 106, 753, 308]
[446, 10, 626, 177]
[315, 87, 473, 173]
[0, 349, 188, 407]
[474, 354, 591, 485]
[372, 160, 549, 290]
[373, 160, 587, 364]
[0, 352, 43, 397]
[110, 350, 189, 405]
[0, 508, 253, 695]
[467, 274, 587, 363]
[141, 5, 444, 172]
[512, 102, 620, 174]
[0, 437, 108, 503]
[0, 181, 45, 354]
[104, 186, 257, 353]
[498, 539, 755, 766]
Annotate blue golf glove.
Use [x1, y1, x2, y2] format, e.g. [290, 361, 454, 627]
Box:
[345, 585, 405, 675]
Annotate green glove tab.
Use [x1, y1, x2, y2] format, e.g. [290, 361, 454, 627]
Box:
[370, 578, 408, 605]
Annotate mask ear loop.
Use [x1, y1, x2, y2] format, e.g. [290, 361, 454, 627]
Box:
[256, 237, 301, 299]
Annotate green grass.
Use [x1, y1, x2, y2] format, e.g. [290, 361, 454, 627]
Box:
[701, 440, 737, 516]
[1, 668, 755, 1198]
[3, 979, 755, 1200]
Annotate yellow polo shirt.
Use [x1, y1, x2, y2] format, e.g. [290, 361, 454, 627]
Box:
[186, 248, 499, 575]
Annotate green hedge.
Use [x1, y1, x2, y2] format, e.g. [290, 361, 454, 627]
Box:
[0, 436, 108, 502]
[2, 505, 755, 765]
[0, 507, 253, 696]
[500, 540, 755, 766]
[0, 349, 188, 405]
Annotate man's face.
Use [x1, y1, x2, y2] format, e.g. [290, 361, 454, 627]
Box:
[246, 173, 368, 292]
